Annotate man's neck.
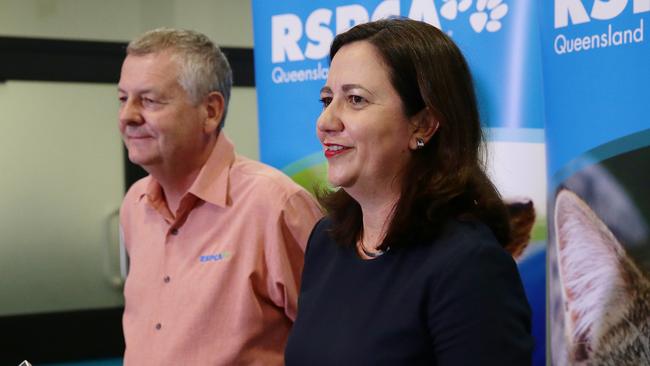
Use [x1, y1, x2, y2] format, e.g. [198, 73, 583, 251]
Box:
[148, 139, 216, 216]
[156, 168, 202, 215]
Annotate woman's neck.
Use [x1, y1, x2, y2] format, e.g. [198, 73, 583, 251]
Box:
[358, 193, 399, 251]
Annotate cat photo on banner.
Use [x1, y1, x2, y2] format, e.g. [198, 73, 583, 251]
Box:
[549, 146, 650, 365]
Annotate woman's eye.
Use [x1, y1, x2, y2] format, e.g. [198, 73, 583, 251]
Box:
[348, 95, 365, 106]
[319, 96, 332, 108]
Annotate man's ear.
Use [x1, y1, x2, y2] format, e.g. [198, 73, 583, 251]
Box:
[408, 108, 439, 150]
[204, 91, 225, 134]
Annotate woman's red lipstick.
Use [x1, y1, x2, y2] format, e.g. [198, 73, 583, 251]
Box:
[323, 143, 351, 158]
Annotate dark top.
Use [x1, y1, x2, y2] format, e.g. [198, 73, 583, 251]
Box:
[285, 218, 533, 366]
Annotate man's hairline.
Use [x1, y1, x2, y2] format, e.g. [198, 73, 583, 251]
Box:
[126, 48, 206, 103]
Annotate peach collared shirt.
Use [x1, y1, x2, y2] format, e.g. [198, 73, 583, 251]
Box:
[120, 133, 322, 365]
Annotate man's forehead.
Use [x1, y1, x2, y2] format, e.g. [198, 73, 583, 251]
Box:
[119, 53, 181, 92]
[123, 52, 178, 73]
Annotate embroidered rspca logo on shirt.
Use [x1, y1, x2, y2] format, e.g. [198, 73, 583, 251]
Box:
[199, 251, 232, 263]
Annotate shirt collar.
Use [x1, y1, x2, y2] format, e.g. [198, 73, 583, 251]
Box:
[141, 178, 167, 214]
[187, 132, 235, 208]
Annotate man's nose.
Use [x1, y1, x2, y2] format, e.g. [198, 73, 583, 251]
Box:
[119, 98, 144, 126]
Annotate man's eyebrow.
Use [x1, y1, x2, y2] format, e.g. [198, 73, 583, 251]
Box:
[320, 86, 332, 94]
[117, 87, 155, 95]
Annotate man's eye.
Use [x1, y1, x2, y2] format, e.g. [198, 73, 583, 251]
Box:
[143, 97, 157, 105]
[319, 96, 332, 108]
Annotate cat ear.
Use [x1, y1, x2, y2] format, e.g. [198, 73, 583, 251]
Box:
[554, 189, 644, 361]
[503, 197, 535, 258]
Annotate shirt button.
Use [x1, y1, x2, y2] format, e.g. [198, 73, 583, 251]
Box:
[155, 323, 162, 330]
[170, 228, 179, 235]
[163, 276, 170, 283]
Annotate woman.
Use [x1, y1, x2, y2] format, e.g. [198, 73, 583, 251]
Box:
[284, 18, 533, 365]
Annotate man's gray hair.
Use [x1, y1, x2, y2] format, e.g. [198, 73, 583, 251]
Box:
[127, 28, 233, 128]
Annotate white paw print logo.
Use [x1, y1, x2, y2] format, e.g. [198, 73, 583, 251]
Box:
[440, 0, 473, 20]
[469, 0, 508, 33]
[440, 0, 509, 33]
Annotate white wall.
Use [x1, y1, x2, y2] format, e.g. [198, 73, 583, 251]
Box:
[0, 0, 259, 158]
[0, 0, 258, 315]
[0, 0, 254, 45]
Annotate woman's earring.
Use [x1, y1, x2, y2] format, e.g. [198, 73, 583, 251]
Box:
[416, 137, 425, 149]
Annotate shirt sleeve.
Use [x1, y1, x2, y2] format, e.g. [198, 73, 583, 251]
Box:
[265, 189, 323, 321]
[428, 238, 533, 366]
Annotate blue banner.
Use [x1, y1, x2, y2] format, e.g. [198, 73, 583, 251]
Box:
[253, 0, 545, 175]
[541, 0, 650, 182]
[253, 1, 547, 364]
[541, 1, 650, 365]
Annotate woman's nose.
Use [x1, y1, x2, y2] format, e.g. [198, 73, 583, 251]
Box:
[316, 100, 343, 134]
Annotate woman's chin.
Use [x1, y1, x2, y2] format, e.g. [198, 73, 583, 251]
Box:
[327, 175, 353, 190]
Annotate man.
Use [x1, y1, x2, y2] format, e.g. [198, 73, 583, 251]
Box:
[117, 28, 322, 365]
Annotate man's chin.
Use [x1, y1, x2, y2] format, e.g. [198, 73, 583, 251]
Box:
[127, 153, 157, 170]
